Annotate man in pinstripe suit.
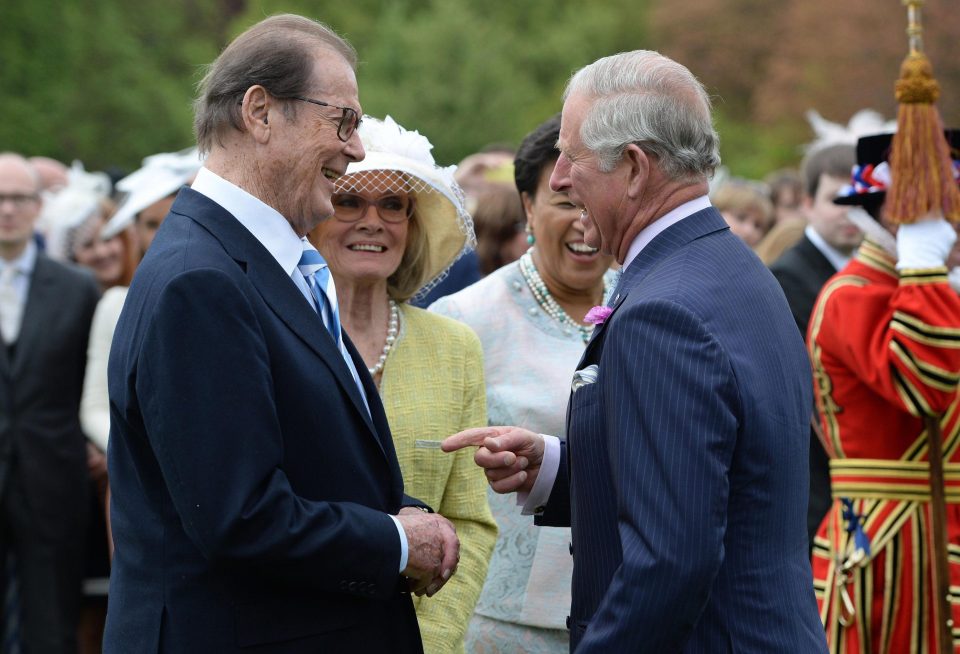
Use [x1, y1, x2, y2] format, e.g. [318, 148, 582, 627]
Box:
[444, 51, 828, 653]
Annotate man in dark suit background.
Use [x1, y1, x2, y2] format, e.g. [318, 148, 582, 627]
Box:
[104, 15, 458, 653]
[0, 152, 100, 653]
[769, 143, 861, 552]
[445, 51, 827, 652]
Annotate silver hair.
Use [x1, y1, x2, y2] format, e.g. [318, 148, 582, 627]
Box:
[564, 50, 721, 180]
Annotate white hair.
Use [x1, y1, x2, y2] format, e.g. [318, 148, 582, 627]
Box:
[564, 50, 721, 180]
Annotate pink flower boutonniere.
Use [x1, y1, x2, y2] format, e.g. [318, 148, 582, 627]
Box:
[584, 305, 613, 325]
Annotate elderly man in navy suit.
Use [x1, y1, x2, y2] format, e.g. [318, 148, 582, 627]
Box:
[104, 14, 458, 654]
[444, 51, 828, 653]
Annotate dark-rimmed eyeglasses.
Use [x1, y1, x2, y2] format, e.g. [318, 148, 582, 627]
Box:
[291, 96, 362, 142]
[332, 193, 414, 224]
[0, 193, 40, 209]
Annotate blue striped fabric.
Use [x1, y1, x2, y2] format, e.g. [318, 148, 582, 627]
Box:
[1, 550, 21, 654]
[298, 242, 342, 347]
[539, 207, 827, 653]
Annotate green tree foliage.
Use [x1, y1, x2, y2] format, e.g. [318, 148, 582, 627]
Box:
[1, 0, 226, 171]
[232, 0, 652, 166]
[10, 1, 952, 182]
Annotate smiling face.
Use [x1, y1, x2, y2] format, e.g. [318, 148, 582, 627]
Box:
[526, 162, 613, 295]
[308, 170, 410, 288]
[258, 48, 365, 237]
[72, 213, 126, 289]
[549, 92, 631, 259]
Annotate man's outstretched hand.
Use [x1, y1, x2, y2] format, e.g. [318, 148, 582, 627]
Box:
[441, 426, 544, 494]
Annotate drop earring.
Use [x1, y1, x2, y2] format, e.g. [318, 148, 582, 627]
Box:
[525, 225, 535, 246]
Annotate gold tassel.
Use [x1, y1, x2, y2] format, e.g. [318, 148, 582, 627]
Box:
[886, 52, 960, 224]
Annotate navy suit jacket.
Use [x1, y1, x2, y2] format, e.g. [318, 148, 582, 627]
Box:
[0, 255, 99, 538]
[769, 235, 839, 551]
[539, 208, 827, 653]
[104, 188, 423, 653]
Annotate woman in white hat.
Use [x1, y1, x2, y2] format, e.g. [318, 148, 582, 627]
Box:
[80, 148, 203, 459]
[308, 115, 496, 654]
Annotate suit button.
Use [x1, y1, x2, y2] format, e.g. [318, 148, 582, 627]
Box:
[348, 581, 357, 591]
[339, 581, 348, 590]
[569, 542, 574, 555]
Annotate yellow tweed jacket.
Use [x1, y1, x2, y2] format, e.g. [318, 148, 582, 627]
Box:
[381, 304, 497, 654]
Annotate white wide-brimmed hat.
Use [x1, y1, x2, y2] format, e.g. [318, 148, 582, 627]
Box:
[335, 115, 474, 297]
[41, 161, 112, 261]
[102, 147, 204, 239]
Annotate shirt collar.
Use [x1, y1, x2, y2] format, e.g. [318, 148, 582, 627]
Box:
[804, 224, 850, 272]
[191, 167, 304, 276]
[1, 239, 38, 276]
[622, 195, 712, 270]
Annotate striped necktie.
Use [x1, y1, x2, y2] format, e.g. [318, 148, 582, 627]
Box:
[298, 242, 342, 347]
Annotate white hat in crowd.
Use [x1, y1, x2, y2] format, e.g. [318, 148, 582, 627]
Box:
[41, 161, 112, 262]
[102, 147, 204, 240]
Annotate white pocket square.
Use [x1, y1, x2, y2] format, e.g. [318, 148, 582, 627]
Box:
[571, 364, 599, 393]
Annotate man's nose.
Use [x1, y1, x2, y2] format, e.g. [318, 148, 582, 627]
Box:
[549, 155, 570, 193]
[345, 131, 365, 163]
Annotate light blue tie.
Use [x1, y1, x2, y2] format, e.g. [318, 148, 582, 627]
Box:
[298, 243, 342, 347]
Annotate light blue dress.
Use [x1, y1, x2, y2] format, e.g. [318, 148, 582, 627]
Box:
[430, 259, 616, 653]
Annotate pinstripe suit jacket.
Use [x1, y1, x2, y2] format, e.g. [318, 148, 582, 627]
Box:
[539, 207, 828, 653]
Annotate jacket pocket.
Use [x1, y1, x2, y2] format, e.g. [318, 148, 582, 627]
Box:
[235, 596, 364, 647]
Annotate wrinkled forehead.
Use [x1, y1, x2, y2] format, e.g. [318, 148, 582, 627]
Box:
[306, 46, 362, 113]
[557, 93, 591, 152]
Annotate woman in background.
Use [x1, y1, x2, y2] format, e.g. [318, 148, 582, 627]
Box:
[430, 114, 617, 653]
[712, 179, 775, 249]
[309, 116, 496, 654]
[472, 184, 529, 275]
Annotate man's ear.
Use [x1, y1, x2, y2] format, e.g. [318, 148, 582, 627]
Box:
[241, 85, 273, 144]
[622, 143, 649, 200]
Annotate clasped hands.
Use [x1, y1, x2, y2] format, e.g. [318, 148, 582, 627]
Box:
[397, 508, 460, 597]
[397, 427, 544, 597]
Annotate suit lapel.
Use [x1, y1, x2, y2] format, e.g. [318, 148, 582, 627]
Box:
[172, 189, 382, 444]
[11, 255, 57, 377]
[581, 207, 729, 358]
[797, 235, 840, 284]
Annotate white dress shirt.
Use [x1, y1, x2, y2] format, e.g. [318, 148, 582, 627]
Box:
[522, 196, 712, 514]
[804, 224, 850, 272]
[190, 168, 407, 571]
[0, 239, 37, 345]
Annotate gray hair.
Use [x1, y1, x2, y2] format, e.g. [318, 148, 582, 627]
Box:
[193, 14, 357, 154]
[564, 50, 720, 180]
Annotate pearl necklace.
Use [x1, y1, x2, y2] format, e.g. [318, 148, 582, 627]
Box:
[518, 251, 603, 344]
[369, 299, 399, 376]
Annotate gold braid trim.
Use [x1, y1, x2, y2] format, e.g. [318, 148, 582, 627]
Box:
[890, 339, 960, 392]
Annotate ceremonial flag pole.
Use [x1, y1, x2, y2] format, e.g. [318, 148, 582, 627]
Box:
[889, 3, 958, 651]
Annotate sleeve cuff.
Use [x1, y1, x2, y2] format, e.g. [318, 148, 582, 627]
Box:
[389, 514, 408, 573]
[519, 434, 561, 516]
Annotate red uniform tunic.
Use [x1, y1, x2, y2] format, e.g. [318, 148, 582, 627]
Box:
[809, 239, 960, 654]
